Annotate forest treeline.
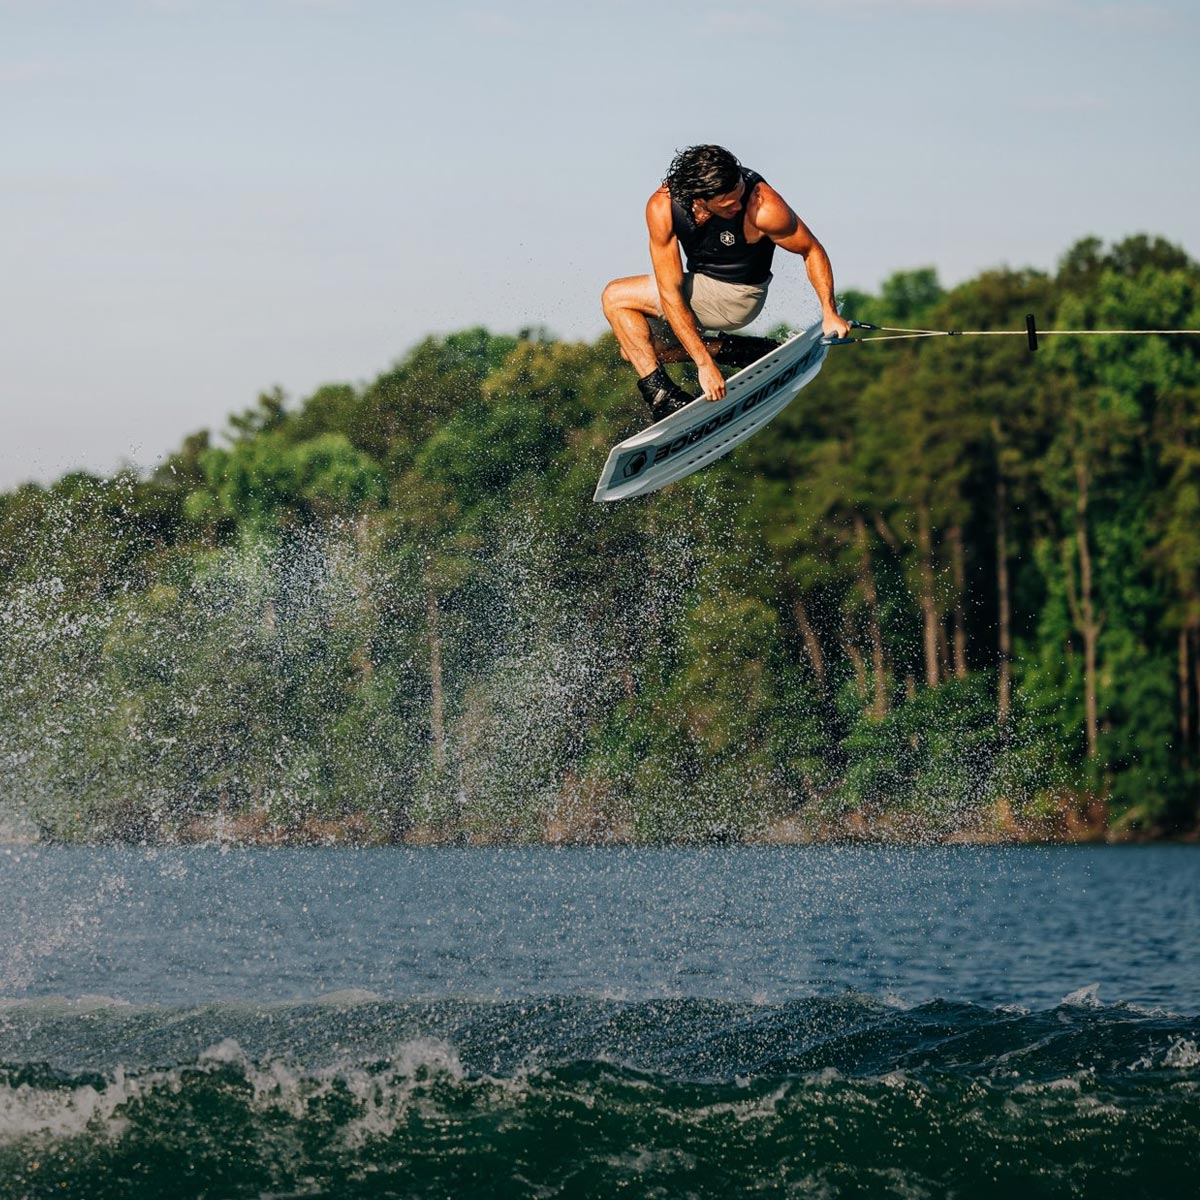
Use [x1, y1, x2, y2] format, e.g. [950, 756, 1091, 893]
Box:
[1, 234, 1198, 845]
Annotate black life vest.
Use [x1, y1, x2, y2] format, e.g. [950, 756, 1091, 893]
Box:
[670, 169, 776, 286]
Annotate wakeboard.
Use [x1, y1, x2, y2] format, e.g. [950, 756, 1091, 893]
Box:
[593, 318, 829, 502]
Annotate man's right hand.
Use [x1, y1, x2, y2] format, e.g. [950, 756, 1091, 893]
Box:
[698, 361, 726, 401]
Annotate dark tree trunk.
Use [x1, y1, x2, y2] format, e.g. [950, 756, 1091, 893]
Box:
[996, 471, 1012, 724]
[1180, 627, 1191, 769]
[854, 513, 888, 717]
[1063, 457, 1101, 760]
[948, 524, 968, 680]
[1077, 461, 1100, 760]
[792, 594, 827, 692]
[917, 503, 940, 689]
[425, 582, 446, 772]
[936, 619, 952, 683]
[1193, 625, 1200, 761]
[842, 610, 868, 701]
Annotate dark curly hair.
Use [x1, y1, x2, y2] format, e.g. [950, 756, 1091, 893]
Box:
[663, 145, 743, 209]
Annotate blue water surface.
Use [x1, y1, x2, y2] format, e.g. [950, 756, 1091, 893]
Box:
[2, 844, 1194, 1011]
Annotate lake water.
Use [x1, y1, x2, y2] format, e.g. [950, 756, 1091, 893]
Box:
[1, 845, 1197, 1197]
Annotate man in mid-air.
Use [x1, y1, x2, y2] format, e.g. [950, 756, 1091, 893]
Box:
[602, 144, 850, 422]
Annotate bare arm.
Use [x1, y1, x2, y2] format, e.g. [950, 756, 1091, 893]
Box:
[751, 184, 849, 339]
[646, 189, 727, 399]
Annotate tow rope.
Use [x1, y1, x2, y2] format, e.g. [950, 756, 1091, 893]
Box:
[822, 317, 1200, 351]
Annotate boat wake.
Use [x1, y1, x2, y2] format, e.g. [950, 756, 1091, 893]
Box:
[2, 992, 1197, 1197]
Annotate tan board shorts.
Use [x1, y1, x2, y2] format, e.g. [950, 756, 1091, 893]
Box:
[650, 271, 772, 343]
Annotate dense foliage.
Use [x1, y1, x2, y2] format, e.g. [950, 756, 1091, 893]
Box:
[2, 236, 1198, 843]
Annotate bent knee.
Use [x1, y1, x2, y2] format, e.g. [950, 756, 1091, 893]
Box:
[602, 275, 658, 317]
[601, 279, 622, 315]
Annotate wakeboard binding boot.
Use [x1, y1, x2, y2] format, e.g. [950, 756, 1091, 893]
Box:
[637, 365, 694, 424]
[711, 333, 781, 369]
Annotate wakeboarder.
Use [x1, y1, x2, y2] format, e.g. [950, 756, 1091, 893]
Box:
[601, 144, 850, 422]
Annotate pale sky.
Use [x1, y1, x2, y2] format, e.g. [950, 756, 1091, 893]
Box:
[2, 0, 1197, 489]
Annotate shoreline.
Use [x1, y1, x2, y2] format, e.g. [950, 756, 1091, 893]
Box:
[6, 810, 1197, 849]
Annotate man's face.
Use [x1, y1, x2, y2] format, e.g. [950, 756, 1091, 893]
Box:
[698, 177, 746, 219]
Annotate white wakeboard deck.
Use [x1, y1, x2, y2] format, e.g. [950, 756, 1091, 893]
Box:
[593, 319, 829, 502]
